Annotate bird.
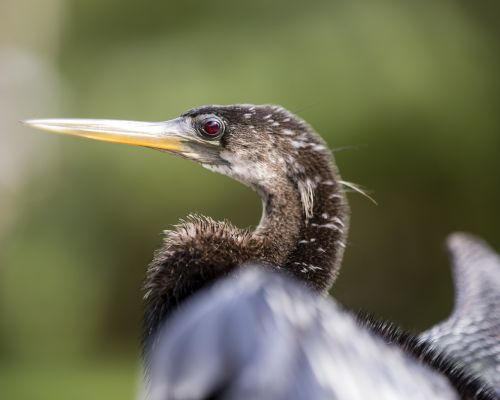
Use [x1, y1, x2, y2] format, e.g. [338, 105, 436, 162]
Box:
[25, 105, 350, 344]
[24, 104, 500, 399]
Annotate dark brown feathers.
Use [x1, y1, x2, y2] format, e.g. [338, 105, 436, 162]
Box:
[143, 105, 349, 349]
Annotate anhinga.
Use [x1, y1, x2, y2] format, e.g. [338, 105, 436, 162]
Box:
[25, 105, 499, 399]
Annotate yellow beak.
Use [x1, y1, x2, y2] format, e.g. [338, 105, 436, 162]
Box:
[23, 118, 190, 152]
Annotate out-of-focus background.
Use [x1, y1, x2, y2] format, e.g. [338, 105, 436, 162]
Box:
[1, 0, 499, 398]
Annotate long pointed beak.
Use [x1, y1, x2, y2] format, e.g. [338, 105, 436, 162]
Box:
[23, 118, 191, 152]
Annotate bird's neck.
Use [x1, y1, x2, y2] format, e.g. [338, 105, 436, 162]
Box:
[252, 162, 349, 293]
[143, 152, 348, 349]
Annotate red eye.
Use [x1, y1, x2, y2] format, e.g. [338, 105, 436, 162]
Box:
[202, 119, 222, 137]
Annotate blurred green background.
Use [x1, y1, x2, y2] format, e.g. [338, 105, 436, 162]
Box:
[1, 0, 500, 398]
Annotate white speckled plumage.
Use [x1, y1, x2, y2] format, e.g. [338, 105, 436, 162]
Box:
[420, 233, 500, 395]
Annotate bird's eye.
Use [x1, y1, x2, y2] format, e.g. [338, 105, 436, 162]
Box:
[199, 117, 224, 139]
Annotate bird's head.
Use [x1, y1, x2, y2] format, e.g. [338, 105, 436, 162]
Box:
[25, 104, 331, 196]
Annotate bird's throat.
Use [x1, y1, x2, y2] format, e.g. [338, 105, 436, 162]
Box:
[252, 165, 349, 293]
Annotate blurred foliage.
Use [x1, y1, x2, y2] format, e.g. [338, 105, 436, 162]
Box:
[0, 360, 137, 400]
[1, 0, 500, 398]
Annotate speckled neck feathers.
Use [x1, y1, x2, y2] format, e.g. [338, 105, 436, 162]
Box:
[143, 104, 349, 350]
[251, 142, 348, 292]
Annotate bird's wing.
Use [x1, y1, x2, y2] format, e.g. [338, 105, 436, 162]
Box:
[420, 233, 500, 393]
[147, 267, 458, 400]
